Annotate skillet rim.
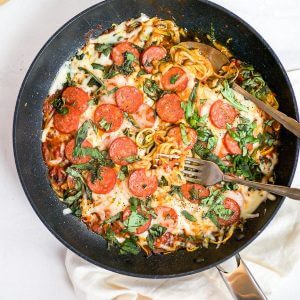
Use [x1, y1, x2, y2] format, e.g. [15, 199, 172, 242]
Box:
[13, 0, 300, 278]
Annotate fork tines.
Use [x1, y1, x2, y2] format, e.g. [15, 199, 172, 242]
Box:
[183, 157, 204, 184]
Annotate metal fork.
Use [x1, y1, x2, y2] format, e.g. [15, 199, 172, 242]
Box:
[182, 157, 300, 200]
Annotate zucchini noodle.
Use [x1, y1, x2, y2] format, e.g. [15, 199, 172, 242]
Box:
[135, 128, 155, 148]
[170, 45, 215, 81]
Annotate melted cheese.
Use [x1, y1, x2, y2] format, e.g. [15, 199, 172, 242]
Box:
[44, 15, 280, 251]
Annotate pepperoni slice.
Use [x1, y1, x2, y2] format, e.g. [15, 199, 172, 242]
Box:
[141, 45, 167, 73]
[65, 139, 92, 164]
[132, 104, 156, 129]
[161, 67, 188, 92]
[53, 107, 80, 134]
[94, 104, 124, 132]
[181, 183, 210, 203]
[115, 86, 143, 113]
[111, 42, 140, 66]
[62, 86, 89, 113]
[210, 100, 237, 129]
[223, 132, 242, 155]
[154, 206, 178, 230]
[86, 167, 117, 194]
[109, 137, 138, 165]
[128, 169, 158, 197]
[168, 126, 197, 150]
[156, 94, 184, 123]
[122, 206, 152, 234]
[217, 198, 241, 226]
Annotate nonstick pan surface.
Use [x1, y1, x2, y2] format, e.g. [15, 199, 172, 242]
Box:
[13, 0, 299, 277]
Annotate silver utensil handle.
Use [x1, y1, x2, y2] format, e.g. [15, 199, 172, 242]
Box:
[232, 82, 300, 138]
[224, 175, 300, 200]
[217, 254, 267, 300]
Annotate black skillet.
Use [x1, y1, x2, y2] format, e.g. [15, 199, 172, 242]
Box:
[13, 0, 299, 283]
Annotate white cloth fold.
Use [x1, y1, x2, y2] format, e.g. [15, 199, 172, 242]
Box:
[65, 71, 300, 300]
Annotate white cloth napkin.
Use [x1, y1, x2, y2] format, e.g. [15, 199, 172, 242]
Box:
[65, 71, 300, 300]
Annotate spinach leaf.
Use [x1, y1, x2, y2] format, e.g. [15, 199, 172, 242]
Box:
[91, 63, 105, 70]
[95, 43, 113, 56]
[98, 118, 112, 131]
[179, 123, 190, 145]
[107, 87, 118, 95]
[120, 237, 140, 255]
[88, 98, 99, 106]
[65, 167, 92, 201]
[189, 186, 200, 201]
[125, 155, 141, 163]
[52, 98, 69, 115]
[143, 78, 163, 100]
[123, 211, 148, 232]
[104, 212, 122, 224]
[73, 120, 93, 157]
[239, 63, 278, 107]
[228, 154, 262, 181]
[105, 228, 120, 249]
[170, 74, 180, 84]
[181, 210, 197, 222]
[201, 191, 232, 225]
[146, 224, 167, 250]
[189, 80, 199, 102]
[193, 142, 228, 172]
[129, 197, 141, 212]
[158, 176, 168, 187]
[103, 64, 119, 79]
[78, 67, 105, 88]
[124, 112, 140, 128]
[75, 53, 84, 60]
[118, 166, 129, 181]
[221, 80, 248, 112]
[169, 185, 183, 200]
[137, 69, 147, 77]
[119, 51, 136, 75]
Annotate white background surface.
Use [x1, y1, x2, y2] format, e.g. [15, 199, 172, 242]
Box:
[0, 0, 299, 299]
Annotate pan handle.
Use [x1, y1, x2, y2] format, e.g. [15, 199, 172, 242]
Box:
[217, 254, 267, 300]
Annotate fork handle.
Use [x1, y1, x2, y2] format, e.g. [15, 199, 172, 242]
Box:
[232, 82, 300, 138]
[223, 175, 300, 200]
